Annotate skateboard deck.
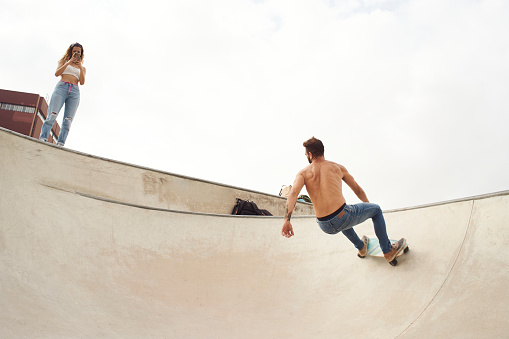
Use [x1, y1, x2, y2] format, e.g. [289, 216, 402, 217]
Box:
[359, 237, 409, 266]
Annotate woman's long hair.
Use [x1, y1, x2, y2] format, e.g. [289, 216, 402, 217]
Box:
[59, 42, 85, 64]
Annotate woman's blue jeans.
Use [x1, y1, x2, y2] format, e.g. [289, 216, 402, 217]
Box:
[40, 81, 80, 146]
[316, 203, 392, 254]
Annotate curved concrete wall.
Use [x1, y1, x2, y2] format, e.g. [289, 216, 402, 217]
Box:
[1, 126, 508, 338]
[0, 127, 313, 216]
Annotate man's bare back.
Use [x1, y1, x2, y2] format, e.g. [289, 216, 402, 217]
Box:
[295, 158, 369, 218]
[282, 151, 368, 238]
[299, 159, 346, 218]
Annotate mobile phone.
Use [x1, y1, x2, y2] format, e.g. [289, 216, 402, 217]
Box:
[73, 52, 80, 59]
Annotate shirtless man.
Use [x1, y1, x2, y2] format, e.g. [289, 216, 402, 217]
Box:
[281, 137, 405, 262]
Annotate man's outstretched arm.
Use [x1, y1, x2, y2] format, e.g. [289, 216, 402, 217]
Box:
[281, 173, 305, 238]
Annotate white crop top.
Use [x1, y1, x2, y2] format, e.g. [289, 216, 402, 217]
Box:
[62, 65, 81, 79]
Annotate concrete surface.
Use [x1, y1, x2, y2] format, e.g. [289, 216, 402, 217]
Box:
[0, 127, 313, 216]
[1, 127, 508, 338]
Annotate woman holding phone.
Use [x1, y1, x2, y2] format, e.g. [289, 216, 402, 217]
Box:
[40, 42, 86, 146]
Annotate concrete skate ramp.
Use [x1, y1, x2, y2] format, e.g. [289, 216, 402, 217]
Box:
[0, 127, 313, 217]
[1, 129, 508, 338]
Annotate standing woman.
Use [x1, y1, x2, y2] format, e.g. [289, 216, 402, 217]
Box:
[40, 42, 86, 146]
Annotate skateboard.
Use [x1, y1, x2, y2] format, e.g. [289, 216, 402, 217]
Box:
[358, 237, 409, 266]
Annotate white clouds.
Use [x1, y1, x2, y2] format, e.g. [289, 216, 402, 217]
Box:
[1, 0, 508, 209]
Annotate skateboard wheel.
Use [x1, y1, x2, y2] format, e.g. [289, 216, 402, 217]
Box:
[390, 259, 398, 266]
[358, 254, 366, 259]
[404, 246, 409, 253]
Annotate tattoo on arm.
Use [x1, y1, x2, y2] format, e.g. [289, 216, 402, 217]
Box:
[285, 208, 292, 221]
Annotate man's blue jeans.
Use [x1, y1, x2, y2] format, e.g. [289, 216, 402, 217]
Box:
[316, 203, 392, 254]
[40, 81, 80, 146]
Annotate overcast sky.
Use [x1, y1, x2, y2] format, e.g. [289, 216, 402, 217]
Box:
[1, 0, 508, 210]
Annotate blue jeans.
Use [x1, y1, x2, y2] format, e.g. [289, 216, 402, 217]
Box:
[316, 203, 392, 254]
[40, 81, 80, 146]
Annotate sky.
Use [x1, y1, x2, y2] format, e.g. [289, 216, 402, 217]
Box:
[1, 0, 508, 210]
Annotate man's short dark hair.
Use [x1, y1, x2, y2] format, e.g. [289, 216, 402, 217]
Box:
[303, 137, 324, 157]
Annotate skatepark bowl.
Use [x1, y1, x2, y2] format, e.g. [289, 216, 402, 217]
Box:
[1, 127, 508, 338]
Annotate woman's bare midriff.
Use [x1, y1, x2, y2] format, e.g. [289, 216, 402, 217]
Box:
[60, 74, 79, 85]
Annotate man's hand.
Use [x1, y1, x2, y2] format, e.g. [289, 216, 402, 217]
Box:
[281, 172, 304, 238]
[281, 220, 294, 238]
